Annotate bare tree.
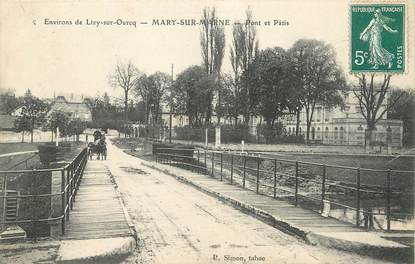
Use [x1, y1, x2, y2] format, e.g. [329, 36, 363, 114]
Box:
[109, 61, 140, 123]
[353, 74, 403, 145]
[200, 6, 225, 125]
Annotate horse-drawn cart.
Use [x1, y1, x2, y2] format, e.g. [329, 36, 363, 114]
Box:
[88, 130, 107, 160]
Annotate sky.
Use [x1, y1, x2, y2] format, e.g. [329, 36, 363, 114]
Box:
[1, 0, 414, 100]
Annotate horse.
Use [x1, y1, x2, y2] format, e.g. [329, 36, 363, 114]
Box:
[88, 139, 107, 160]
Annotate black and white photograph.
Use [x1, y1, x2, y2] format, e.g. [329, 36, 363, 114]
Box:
[0, 0, 414, 263]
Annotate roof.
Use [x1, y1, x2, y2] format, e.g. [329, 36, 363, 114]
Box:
[49, 100, 92, 122]
[0, 115, 17, 130]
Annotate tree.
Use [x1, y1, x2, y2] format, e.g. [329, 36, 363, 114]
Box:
[288, 39, 347, 143]
[252, 47, 290, 125]
[135, 74, 151, 124]
[353, 74, 403, 146]
[14, 116, 31, 142]
[0, 88, 21, 114]
[171, 65, 215, 127]
[229, 7, 259, 124]
[109, 61, 140, 123]
[68, 118, 87, 141]
[229, 24, 244, 124]
[135, 72, 170, 125]
[46, 111, 70, 140]
[200, 7, 225, 124]
[20, 91, 48, 143]
[216, 74, 240, 124]
[388, 88, 415, 147]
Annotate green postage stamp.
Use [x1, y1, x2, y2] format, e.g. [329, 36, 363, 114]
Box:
[350, 4, 405, 73]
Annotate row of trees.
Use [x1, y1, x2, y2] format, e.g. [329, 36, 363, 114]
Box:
[163, 7, 347, 142]
[107, 6, 410, 145]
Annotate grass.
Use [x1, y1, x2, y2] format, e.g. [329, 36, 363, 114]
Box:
[111, 137, 144, 150]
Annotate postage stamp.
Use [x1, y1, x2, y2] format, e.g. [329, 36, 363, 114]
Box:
[350, 4, 405, 73]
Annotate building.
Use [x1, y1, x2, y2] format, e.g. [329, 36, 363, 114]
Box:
[11, 95, 92, 123]
[0, 114, 17, 131]
[283, 91, 403, 147]
[47, 96, 92, 122]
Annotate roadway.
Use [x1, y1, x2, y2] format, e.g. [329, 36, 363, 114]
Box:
[104, 139, 392, 264]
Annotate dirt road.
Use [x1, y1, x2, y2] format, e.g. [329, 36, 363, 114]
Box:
[104, 139, 391, 264]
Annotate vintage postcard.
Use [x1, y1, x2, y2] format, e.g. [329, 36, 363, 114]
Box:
[0, 0, 414, 263]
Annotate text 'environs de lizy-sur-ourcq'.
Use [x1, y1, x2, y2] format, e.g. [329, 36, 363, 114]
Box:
[42, 18, 290, 28]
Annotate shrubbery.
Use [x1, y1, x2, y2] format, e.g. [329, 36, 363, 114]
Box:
[220, 124, 251, 143]
[174, 126, 214, 142]
[87, 119, 124, 131]
[173, 124, 304, 144]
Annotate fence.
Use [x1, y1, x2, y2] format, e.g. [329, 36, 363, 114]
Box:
[309, 130, 402, 147]
[154, 147, 414, 231]
[137, 124, 402, 147]
[0, 148, 88, 239]
[137, 125, 304, 144]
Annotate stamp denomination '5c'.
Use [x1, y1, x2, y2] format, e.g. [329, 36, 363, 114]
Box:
[350, 4, 405, 73]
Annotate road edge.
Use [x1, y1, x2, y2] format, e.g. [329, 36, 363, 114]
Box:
[142, 162, 413, 262]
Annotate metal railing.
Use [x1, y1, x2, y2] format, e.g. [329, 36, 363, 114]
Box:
[154, 147, 414, 232]
[0, 148, 88, 238]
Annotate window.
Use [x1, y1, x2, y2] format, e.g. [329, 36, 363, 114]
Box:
[316, 108, 321, 121]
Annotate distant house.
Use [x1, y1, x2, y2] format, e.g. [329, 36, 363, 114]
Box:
[0, 114, 17, 130]
[47, 96, 92, 122]
[282, 90, 403, 147]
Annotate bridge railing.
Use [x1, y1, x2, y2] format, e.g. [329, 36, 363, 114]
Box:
[0, 148, 88, 239]
[154, 147, 414, 232]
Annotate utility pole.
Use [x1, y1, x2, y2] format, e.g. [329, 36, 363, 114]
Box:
[169, 64, 173, 144]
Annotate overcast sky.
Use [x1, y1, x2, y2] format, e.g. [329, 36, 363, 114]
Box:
[1, 0, 414, 100]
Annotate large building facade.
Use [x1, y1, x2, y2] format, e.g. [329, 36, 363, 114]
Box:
[283, 91, 403, 147]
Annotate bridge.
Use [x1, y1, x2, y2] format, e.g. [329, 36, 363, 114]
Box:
[0, 143, 413, 260]
[0, 148, 133, 242]
[153, 146, 414, 245]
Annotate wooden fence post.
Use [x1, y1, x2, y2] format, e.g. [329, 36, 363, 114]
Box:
[273, 159, 277, 199]
[356, 168, 361, 227]
[243, 156, 246, 189]
[256, 158, 260, 193]
[220, 153, 223, 181]
[386, 169, 391, 231]
[230, 155, 234, 184]
[321, 164, 326, 213]
[295, 161, 299, 206]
